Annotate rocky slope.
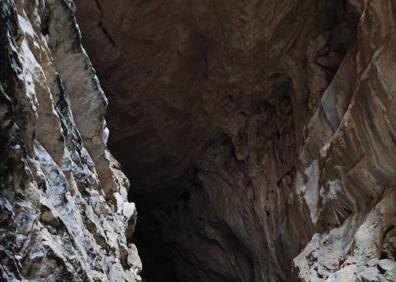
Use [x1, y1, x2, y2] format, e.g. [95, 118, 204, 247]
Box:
[0, 0, 141, 281]
[75, 0, 396, 281]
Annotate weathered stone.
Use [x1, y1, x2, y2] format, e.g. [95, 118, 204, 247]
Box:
[3, 0, 396, 281]
[75, 0, 396, 281]
[0, 0, 141, 281]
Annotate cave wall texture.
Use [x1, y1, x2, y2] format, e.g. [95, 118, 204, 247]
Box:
[74, 0, 396, 281]
[2, 0, 396, 281]
[0, 0, 141, 281]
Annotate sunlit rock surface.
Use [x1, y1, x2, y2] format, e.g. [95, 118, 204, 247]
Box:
[0, 0, 141, 281]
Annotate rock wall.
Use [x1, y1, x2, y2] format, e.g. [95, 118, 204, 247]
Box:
[3, 0, 396, 281]
[75, 0, 396, 281]
[0, 0, 141, 281]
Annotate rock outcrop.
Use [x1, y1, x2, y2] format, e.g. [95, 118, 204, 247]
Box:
[75, 0, 396, 281]
[0, 0, 141, 281]
[3, 0, 396, 281]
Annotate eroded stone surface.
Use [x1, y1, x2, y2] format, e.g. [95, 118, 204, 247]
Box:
[78, 0, 396, 281]
[0, 0, 141, 281]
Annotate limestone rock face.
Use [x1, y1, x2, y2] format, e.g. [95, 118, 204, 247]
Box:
[0, 0, 141, 281]
[82, 0, 396, 281]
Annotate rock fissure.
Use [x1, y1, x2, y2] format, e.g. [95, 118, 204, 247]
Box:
[93, 0, 116, 47]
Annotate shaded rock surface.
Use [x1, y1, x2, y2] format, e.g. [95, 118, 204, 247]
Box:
[0, 0, 141, 281]
[79, 0, 396, 281]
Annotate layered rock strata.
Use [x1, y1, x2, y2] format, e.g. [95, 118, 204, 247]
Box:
[0, 0, 141, 281]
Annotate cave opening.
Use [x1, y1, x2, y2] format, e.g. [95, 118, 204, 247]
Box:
[73, 0, 359, 281]
[4, 0, 396, 280]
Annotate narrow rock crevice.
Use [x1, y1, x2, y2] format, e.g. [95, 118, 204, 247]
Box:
[93, 0, 116, 47]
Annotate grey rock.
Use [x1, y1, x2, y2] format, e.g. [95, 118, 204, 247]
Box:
[0, 0, 141, 281]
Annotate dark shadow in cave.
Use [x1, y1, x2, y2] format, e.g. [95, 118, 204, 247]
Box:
[73, 0, 360, 280]
[130, 188, 183, 282]
[127, 169, 203, 282]
[133, 215, 181, 282]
